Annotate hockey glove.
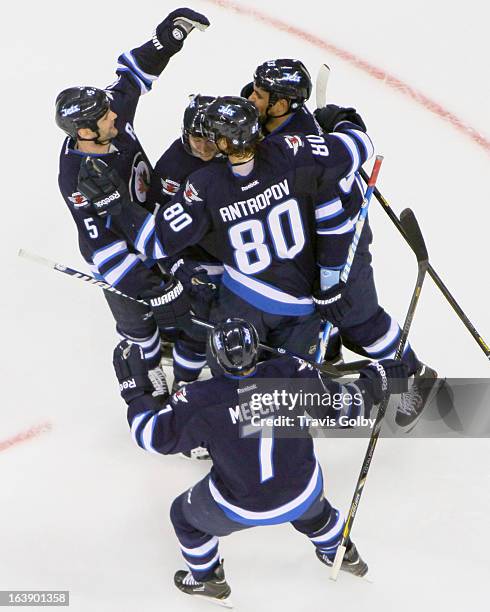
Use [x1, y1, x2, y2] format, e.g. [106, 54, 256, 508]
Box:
[113, 341, 154, 404]
[169, 258, 217, 319]
[312, 282, 353, 326]
[77, 158, 129, 217]
[156, 8, 210, 49]
[240, 81, 254, 99]
[359, 359, 409, 404]
[143, 276, 193, 331]
[314, 104, 367, 133]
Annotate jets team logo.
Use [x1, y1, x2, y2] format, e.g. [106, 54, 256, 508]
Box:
[129, 152, 151, 203]
[281, 71, 302, 83]
[183, 181, 203, 204]
[173, 386, 188, 403]
[161, 177, 180, 196]
[284, 135, 303, 156]
[68, 191, 88, 207]
[217, 104, 236, 117]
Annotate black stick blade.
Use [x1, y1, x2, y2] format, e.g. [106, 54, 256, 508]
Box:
[400, 208, 428, 263]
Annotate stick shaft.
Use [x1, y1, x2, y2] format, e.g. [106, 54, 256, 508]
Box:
[359, 168, 490, 360]
[315, 156, 383, 363]
[18, 249, 359, 378]
[330, 210, 429, 580]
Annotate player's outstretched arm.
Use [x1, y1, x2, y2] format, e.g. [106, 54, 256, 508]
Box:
[114, 341, 210, 454]
[118, 8, 210, 87]
[293, 358, 408, 422]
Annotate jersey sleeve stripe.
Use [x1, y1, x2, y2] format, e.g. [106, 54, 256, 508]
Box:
[330, 132, 360, 175]
[103, 254, 140, 286]
[119, 51, 158, 91]
[347, 128, 375, 161]
[130, 410, 153, 447]
[315, 198, 343, 221]
[316, 213, 359, 235]
[135, 214, 155, 255]
[153, 236, 167, 259]
[92, 240, 127, 268]
[116, 65, 149, 95]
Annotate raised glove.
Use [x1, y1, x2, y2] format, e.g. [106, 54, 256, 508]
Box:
[314, 104, 367, 133]
[113, 341, 154, 404]
[143, 276, 193, 331]
[240, 81, 254, 99]
[77, 158, 129, 217]
[312, 282, 352, 325]
[360, 359, 409, 404]
[155, 8, 210, 48]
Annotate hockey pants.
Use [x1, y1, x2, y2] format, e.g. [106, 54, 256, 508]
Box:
[170, 474, 344, 581]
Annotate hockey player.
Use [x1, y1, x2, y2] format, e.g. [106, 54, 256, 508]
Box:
[243, 59, 439, 427]
[242, 58, 322, 136]
[149, 95, 223, 390]
[77, 96, 374, 368]
[55, 8, 210, 396]
[113, 318, 408, 603]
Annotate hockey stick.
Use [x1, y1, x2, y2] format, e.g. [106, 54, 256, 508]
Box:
[315, 64, 330, 108]
[330, 208, 429, 580]
[315, 155, 384, 364]
[359, 168, 490, 361]
[18, 249, 357, 378]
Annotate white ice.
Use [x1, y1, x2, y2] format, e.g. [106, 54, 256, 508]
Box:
[1, 1, 489, 611]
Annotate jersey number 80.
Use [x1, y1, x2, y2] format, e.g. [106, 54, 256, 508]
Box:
[229, 199, 305, 275]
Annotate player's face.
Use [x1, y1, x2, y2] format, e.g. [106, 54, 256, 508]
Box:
[248, 85, 270, 121]
[189, 134, 217, 161]
[96, 108, 118, 141]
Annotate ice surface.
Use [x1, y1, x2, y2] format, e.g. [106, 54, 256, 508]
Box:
[2, 1, 489, 610]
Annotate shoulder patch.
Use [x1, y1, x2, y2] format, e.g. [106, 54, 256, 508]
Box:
[68, 192, 88, 208]
[183, 180, 203, 204]
[172, 386, 189, 403]
[283, 134, 304, 155]
[161, 177, 180, 196]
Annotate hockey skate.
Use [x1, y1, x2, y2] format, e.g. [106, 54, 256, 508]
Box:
[148, 366, 169, 398]
[395, 363, 441, 432]
[316, 539, 368, 577]
[174, 561, 232, 607]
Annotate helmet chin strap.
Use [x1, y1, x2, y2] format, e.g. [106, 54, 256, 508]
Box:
[265, 97, 292, 120]
[77, 124, 112, 146]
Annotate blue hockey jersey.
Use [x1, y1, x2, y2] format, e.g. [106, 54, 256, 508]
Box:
[57, 35, 184, 297]
[127, 357, 373, 524]
[114, 125, 374, 315]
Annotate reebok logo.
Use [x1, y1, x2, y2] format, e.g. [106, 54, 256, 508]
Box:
[370, 361, 388, 392]
[119, 378, 136, 392]
[95, 191, 120, 209]
[241, 179, 259, 191]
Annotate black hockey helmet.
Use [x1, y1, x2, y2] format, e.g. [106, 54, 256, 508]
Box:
[202, 96, 260, 150]
[253, 59, 312, 110]
[181, 94, 216, 154]
[55, 86, 110, 139]
[209, 319, 260, 376]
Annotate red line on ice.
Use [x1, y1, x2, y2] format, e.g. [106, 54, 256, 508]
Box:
[0, 422, 52, 453]
[202, 0, 490, 155]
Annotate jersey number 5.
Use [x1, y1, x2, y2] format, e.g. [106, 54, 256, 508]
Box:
[228, 198, 305, 275]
